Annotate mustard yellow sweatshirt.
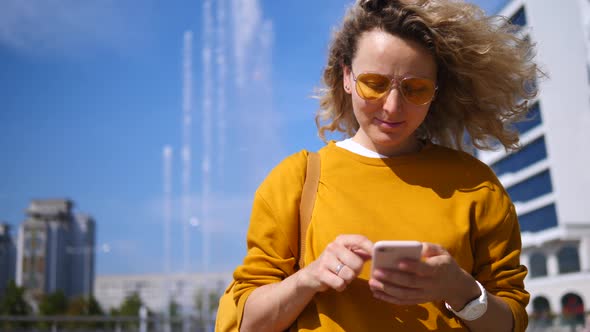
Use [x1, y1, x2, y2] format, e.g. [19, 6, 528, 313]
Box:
[234, 141, 529, 331]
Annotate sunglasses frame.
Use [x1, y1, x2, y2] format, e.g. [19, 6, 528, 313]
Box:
[350, 69, 438, 106]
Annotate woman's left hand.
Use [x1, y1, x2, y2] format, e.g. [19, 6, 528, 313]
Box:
[368, 242, 479, 307]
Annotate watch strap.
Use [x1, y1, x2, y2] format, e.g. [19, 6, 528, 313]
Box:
[444, 280, 488, 321]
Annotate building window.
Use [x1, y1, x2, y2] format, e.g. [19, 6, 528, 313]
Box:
[531, 296, 553, 327]
[529, 252, 547, 278]
[510, 7, 527, 27]
[557, 246, 581, 274]
[561, 293, 585, 326]
[518, 204, 558, 233]
[507, 170, 553, 202]
[491, 137, 548, 177]
[514, 102, 542, 135]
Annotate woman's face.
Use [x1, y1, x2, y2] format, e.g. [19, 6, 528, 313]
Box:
[343, 29, 437, 156]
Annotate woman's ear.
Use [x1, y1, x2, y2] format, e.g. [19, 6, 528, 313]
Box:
[342, 65, 352, 94]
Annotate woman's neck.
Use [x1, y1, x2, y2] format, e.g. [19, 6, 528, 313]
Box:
[351, 134, 424, 157]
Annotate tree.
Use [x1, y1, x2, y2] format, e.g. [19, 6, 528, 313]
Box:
[194, 287, 222, 328]
[65, 296, 105, 329]
[66, 296, 87, 316]
[194, 288, 206, 329]
[208, 288, 221, 315]
[0, 280, 31, 315]
[87, 296, 104, 316]
[194, 288, 204, 315]
[38, 290, 67, 315]
[118, 292, 143, 316]
[168, 299, 182, 331]
[169, 299, 179, 317]
[114, 292, 148, 330]
[0, 280, 32, 329]
[66, 296, 104, 316]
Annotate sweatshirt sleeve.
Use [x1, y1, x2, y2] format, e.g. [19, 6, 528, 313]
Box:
[471, 191, 530, 332]
[232, 150, 308, 330]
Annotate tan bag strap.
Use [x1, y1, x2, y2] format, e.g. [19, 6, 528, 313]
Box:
[298, 151, 320, 269]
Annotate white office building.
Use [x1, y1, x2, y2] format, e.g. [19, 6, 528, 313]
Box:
[477, 0, 590, 326]
[94, 272, 232, 313]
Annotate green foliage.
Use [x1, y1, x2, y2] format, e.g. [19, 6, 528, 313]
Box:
[194, 288, 204, 313]
[66, 296, 104, 316]
[0, 280, 31, 315]
[38, 290, 67, 315]
[193, 287, 222, 328]
[0, 280, 32, 330]
[66, 296, 87, 316]
[169, 299, 180, 317]
[87, 296, 104, 316]
[63, 296, 105, 329]
[208, 288, 221, 313]
[110, 292, 150, 330]
[109, 307, 120, 316]
[194, 287, 222, 316]
[168, 299, 182, 331]
[118, 292, 143, 316]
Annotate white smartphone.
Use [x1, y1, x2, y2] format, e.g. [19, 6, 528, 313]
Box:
[371, 240, 423, 275]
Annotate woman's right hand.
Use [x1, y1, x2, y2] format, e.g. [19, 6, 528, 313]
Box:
[297, 234, 373, 293]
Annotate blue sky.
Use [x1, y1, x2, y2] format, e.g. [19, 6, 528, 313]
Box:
[0, 0, 507, 275]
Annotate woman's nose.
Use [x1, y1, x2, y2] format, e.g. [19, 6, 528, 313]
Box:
[382, 88, 403, 114]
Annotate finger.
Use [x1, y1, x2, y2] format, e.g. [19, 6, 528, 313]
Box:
[421, 242, 446, 258]
[335, 263, 356, 284]
[336, 246, 366, 273]
[319, 255, 354, 290]
[369, 278, 426, 302]
[334, 234, 374, 259]
[322, 270, 348, 292]
[395, 259, 429, 276]
[317, 251, 339, 272]
[326, 236, 372, 272]
[314, 257, 348, 292]
[323, 242, 364, 274]
[372, 268, 426, 289]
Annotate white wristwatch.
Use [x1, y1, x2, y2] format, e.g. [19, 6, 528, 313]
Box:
[445, 280, 488, 321]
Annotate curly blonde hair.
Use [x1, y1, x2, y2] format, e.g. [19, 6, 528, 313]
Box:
[315, 0, 539, 151]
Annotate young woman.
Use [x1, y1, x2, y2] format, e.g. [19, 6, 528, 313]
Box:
[233, 0, 538, 331]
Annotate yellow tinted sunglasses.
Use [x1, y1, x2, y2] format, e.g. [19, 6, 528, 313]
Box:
[351, 70, 437, 105]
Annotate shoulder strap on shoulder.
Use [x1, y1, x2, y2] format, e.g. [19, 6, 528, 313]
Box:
[298, 151, 320, 269]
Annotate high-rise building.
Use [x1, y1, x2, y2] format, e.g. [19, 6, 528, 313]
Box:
[477, 0, 590, 325]
[0, 223, 16, 296]
[68, 213, 96, 299]
[15, 199, 96, 299]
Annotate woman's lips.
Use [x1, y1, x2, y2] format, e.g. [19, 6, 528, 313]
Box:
[375, 118, 405, 129]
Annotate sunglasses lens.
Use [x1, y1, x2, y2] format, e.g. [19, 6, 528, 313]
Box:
[356, 73, 391, 100]
[400, 78, 436, 105]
